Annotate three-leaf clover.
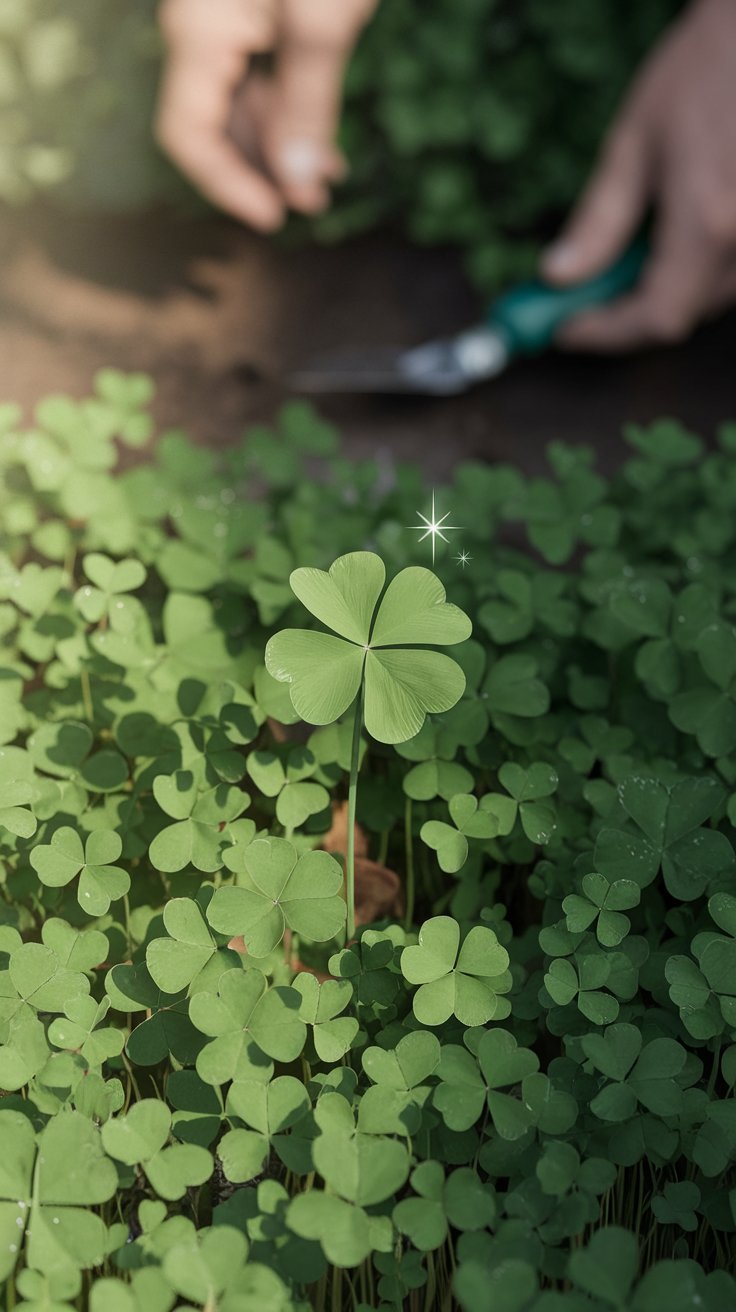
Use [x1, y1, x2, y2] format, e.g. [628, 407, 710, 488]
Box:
[420, 794, 500, 873]
[74, 552, 146, 626]
[563, 872, 640, 947]
[101, 1099, 212, 1201]
[292, 974, 358, 1062]
[400, 916, 511, 1026]
[189, 969, 306, 1082]
[265, 552, 472, 744]
[30, 826, 130, 915]
[207, 837, 347, 958]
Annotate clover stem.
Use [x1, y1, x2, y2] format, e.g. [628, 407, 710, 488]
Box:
[80, 666, 93, 723]
[404, 796, 415, 930]
[346, 686, 364, 942]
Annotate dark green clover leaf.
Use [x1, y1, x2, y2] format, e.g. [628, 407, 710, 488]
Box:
[669, 621, 736, 756]
[563, 872, 640, 947]
[101, 1099, 212, 1201]
[665, 954, 722, 1041]
[190, 969, 306, 1081]
[482, 654, 550, 722]
[292, 973, 358, 1063]
[265, 551, 471, 744]
[30, 826, 130, 915]
[106, 961, 205, 1067]
[582, 1024, 687, 1121]
[394, 1161, 496, 1253]
[568, 1226, 638, 1307]
[545, 952, 619, 1025]
[651, 1182, 700, 1232]
[400, 916, 511, 1026]
[420, 794, 499, 874]
[695, 892, 736, 1026]
[207, 837, 346, 958]
[594, 774, 731, 900]
[435, 1029, 540, 1140]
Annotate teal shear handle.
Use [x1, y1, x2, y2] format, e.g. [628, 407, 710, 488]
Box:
[489, 242, 648, 355]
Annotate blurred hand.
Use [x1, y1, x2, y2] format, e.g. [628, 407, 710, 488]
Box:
[542, 0, 736, 350]
[156, 0, 376, 230]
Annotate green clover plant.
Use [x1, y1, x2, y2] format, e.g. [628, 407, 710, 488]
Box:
[266, 552, 471, 936]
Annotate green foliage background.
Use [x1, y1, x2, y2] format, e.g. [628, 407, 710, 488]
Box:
[1, 376, 736, 1308]
[0, 0, 681, 286]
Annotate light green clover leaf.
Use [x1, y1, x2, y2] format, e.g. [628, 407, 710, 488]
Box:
[312, 1091, 410, 1207]
[0, 1109, 118, 1283]
[149, 770, 250, 873]
[207, 837, 347, 958]
[30, 826, 130, 916]
[147, 897, 232, 995]
[265, 552, 472, 744]
[47, 996, 124, 1068]
[292, 973, 358, 1063]
[221, 1075, 310, 1184]
[420, 793, 500, 874]
[400, 915, 511, 1026]
[101, 1099, 212, 1201]
[74, 552, 146, 628]
[0, 778, 37, 841]
[189, 968, 306, 1081]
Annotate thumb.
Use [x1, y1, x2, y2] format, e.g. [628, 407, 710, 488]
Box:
[542, 115, 651, 285]
[265, 31, 353, 213]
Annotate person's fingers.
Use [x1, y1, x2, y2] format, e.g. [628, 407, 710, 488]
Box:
[542, 110, 651, 285]
[264, 30, 357, 212]
[156, 41, 284, 230]
[556, 199, 723, 351]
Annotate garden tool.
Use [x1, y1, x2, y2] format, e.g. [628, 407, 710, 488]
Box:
[290, 242, 647, 396]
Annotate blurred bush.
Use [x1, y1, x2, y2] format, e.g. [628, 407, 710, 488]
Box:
[0, 0, 681, 287]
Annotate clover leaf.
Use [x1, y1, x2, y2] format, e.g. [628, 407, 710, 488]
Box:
[189, 969, 306, 1081]
[74, 552, 146, 627]
[265, 551, 471, 745]
[292, 974, 358, 1063]
[563, 872, 640, 947]
[149, 770, 250, 873]
[312, 1091, 410, 1207]
[400, 916, 511, 1026]
[101, 1099, 212, 1201]
[30, 826, 129, 916]
[420, 794, 499, 874]
[207, 837, 346, 958]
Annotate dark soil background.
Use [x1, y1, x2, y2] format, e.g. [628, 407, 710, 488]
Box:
[0, 206, 734, 476]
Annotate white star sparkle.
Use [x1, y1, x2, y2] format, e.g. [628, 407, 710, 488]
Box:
[454, 549, 472, 569]
[408, 491, 462, 564]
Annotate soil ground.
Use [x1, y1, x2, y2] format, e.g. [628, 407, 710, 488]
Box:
[0, 205, 734, 478]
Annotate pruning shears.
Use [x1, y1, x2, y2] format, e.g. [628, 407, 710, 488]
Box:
[290, 242, 647, 397]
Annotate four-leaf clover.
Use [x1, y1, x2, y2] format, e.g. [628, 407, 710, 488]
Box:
[265, 552, 472, 744]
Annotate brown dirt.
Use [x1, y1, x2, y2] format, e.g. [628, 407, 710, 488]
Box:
[0, 203, 734, 478]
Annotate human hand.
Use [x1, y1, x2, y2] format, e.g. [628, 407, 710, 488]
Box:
[156, 0, 376, 231]
[542, 0, 736, 350]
